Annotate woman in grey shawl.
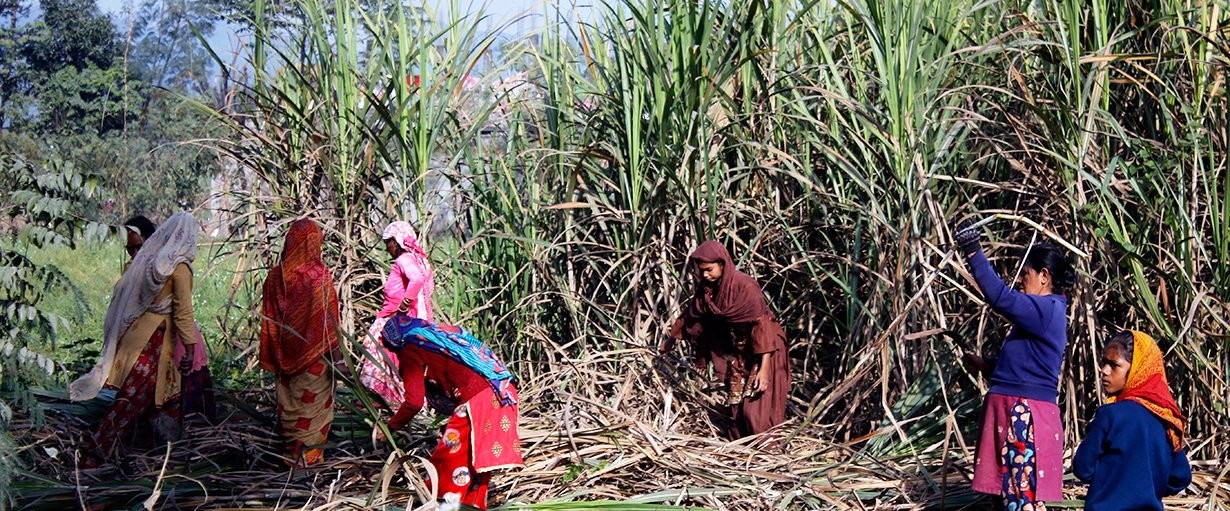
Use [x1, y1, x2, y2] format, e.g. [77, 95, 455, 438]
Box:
[72, 212, 212, 459]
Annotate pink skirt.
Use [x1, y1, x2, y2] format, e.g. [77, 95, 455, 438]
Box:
[360, 317, 403, 405]
[972, 393, 1064, 502]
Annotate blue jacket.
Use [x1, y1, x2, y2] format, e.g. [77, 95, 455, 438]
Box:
[967, 248, 1068, 403]
[1074, 400, 1192, 510]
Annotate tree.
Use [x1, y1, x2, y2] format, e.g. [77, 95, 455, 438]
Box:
[0, 0, 31, 128]
[0, 149, 103, 507]
[21, 0, 120, 71]
[0, 0, 227, 221]
[130, 0, 218, 95]
[1, 0, 132, 133]
[36, 64, 145, 134]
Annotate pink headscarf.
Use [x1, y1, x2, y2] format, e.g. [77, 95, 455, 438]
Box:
[380, 221, 434, 321]
[382, 221, 427, 258]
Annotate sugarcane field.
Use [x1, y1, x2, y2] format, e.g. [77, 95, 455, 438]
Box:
[1, 0, 1229, 510]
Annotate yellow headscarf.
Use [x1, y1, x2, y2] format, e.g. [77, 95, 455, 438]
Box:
[1106, 330, 1186, 451]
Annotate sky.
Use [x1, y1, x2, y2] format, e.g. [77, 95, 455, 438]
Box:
[92, 0, 557, 62]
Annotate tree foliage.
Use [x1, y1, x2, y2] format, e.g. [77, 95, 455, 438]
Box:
[0, 0, 227, 223]
[1, 0, 127, 132]
[0, 150, 104, 509]
[130, 0, 218, 94]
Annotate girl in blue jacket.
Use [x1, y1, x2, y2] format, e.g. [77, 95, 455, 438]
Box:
[1074, 330, 1191, 510]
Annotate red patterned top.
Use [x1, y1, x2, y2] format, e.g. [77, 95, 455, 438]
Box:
[259, 219, 340, 375]
[388, 347, 492, 430]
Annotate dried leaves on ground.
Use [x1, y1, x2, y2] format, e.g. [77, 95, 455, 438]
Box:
[7, 352, 1227, 510]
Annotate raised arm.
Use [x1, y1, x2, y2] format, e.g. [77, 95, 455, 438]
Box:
[966, 249, 1055, 337]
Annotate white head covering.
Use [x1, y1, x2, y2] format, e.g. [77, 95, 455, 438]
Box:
[69, 212, 200, 401]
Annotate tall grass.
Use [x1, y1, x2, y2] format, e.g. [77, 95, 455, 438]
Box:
[195, 0, 1229, 505]
[198, 0, 515, 333]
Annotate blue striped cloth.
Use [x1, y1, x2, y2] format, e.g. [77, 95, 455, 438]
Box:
[382, 314, 517, 406]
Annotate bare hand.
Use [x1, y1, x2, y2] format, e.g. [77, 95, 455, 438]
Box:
[372, 426, 387, 443]
[961, 351, 990, 377]
[658, 337, 674, 355]
[748, 368, 771, 396]
[180, 343, 195, 374]
[329, 346, 352, 378]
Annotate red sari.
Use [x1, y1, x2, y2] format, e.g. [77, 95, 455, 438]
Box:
[259, 219, 341, 466]
[94, 329, 178, 454]
[388, 331, 523, 509]
[671, 240, 790, 438]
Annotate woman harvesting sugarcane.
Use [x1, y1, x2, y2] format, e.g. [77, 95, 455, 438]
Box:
[259, 218, 343, 467]
[71, 212, 215, 462]
[374, 315, 523, 510]
[953, 220, 1075, 510]
[662, 240, 791, 439]
[359, 221, 436, 407]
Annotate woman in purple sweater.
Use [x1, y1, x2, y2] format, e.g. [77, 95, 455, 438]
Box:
[954, 221, 1075, 511]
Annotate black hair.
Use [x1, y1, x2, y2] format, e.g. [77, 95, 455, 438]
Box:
[123, 215, 157, 240]
[1105, 331, 1135, 363]
[1023, 243, 1075, 295]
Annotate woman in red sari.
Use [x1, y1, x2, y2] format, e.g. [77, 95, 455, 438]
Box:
[374, 315, 523, 510]
[259, 218, 341, 466]
[663, 240, 791, 439]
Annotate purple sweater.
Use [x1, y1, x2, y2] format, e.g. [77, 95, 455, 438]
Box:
[968, 248, 1068, 403]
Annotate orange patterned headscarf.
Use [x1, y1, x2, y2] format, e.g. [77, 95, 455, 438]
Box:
[259, 219, 340, 375]
[1107, 330, 1186, 451]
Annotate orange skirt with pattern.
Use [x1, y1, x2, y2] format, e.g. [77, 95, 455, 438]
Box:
[276, 356, 335, 466]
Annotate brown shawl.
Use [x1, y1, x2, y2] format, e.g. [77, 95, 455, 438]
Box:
[673, 240, 771, 340]
[260, 219, 340, 375]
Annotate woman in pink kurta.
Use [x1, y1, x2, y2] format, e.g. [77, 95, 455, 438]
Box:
[360, 221, 435, 405]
